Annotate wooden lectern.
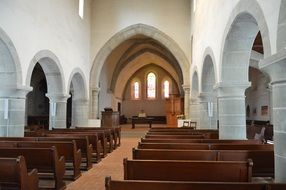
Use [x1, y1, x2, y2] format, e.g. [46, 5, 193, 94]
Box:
[165, 94, 184, 127]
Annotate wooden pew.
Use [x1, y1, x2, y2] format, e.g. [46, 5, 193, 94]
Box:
[0, 147, 66, 190]
[133, 148, 274, 177]
[0, 156, 38, 190]
[52, 128, 113, 153]
[145, 134, 206, 139]
[38, 136, 93, 170]
[76, 126, 121, 148]
[209, 144, 274, 150]
[17, 141, 82, 180]
[45, 133, 103, 161]
[0, 136, 93, 170]
[138, 142, 273, 151]
[105, 177, 286, 190]
[138, 142, 210, 150]
[149, 128, 218, 132]
[133, 148, 217, 161]
[218, 150, 274, 177]
[123, 158, 253, 182]
[141, 138, 263, 144]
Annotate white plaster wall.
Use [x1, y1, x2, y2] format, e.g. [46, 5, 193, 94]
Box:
[90, 0, 191, 64]
[0, 0, 91, 93]
[191, 0, 280, 84]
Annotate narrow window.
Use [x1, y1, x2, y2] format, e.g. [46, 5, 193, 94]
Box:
[133, 81, 140, 99]
[193, 0, 197, 12]
[147, 72, 156, 99]
[79, 0, 84, 19]
[163, 80, 170, 98]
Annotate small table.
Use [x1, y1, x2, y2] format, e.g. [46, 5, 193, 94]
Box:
[131, 116, 154, 129]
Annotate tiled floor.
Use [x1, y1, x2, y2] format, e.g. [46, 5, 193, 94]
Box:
[66, 124, 152, 190]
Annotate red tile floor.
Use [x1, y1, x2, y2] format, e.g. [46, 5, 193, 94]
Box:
[66, 124, 153, 190]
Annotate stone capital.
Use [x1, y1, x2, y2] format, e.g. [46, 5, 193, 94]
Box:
[182, 84, 190, 93]
[214, 82, 251, 98]
[0, 85, 32, 99]
[46, 93, 70, 102]
[259, 49, 286, 85]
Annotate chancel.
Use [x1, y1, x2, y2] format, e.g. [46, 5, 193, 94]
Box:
[0, 0, 286, 189]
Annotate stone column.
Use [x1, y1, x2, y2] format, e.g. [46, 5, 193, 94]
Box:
[260, 50, 286, 182]
[46, 93, 70, 129]
[198, 93, 217, 129]
[0, 86, 31, 137]
[90, 87, 100, 119]
[215, 82, 250, 139]
[189, 97, 200, 128]
[72, 98, 89, 127]
[182, 84, 190, 118]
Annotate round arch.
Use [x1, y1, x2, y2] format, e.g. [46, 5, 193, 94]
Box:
[67, 68, 88, 100]
[0, 27, 22, 86]
[220, 0, 271, 83]
[26, 50, 66, 95]
[200, 47, 217, 93]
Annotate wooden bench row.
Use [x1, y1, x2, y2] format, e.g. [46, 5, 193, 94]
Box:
[123, 158, 253, 182]
[0, 140, 82, 180]
[0, 136, 93, 170]
[0, 146, 65, 190]
[133, 148, 274, 177]
[138, 142, 274, 150]
[141, 138, 263, 144]
[105, 177, 286, 190]
[0, 156, 38, 190]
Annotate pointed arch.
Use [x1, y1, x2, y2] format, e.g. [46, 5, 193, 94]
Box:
[90, 23, 189, 90]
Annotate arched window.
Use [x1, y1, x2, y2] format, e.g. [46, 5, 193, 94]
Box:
[131, 81, 140, 99]
[163, 80, 170, 98]
[147, 72, 156, 99]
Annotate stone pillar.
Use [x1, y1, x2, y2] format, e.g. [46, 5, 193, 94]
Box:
[215, 82, 250, 139]
[260, 50, 286, 182]
[72, 98, 89, 127]
[189, 98, 200, 128]
[182, 84, 190, 118]
[90, 87, 100, 119]
[0, 86, 31, 137]
[198, 93, 217, 129]
[46, 93, 70, 129]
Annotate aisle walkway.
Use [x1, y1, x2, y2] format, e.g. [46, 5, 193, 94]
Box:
[66, 124, 151, 190]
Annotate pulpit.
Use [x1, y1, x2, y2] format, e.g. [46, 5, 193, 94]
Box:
[101, 108, 119, 128]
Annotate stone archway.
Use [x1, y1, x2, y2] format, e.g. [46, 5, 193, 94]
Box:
[90, 24, 190, 118]
[67, 68, 88, 127]
[27, 50, 68, 129]
[0, 27, 31, 137]
[200, 48, 217, 129]
[217, 0, 271, 139]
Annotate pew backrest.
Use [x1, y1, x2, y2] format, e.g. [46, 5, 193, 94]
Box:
[124, 158, 253, 182]
[0, 156, 38, 190]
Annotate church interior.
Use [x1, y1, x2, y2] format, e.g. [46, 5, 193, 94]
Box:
[0, 0, 286, 189]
